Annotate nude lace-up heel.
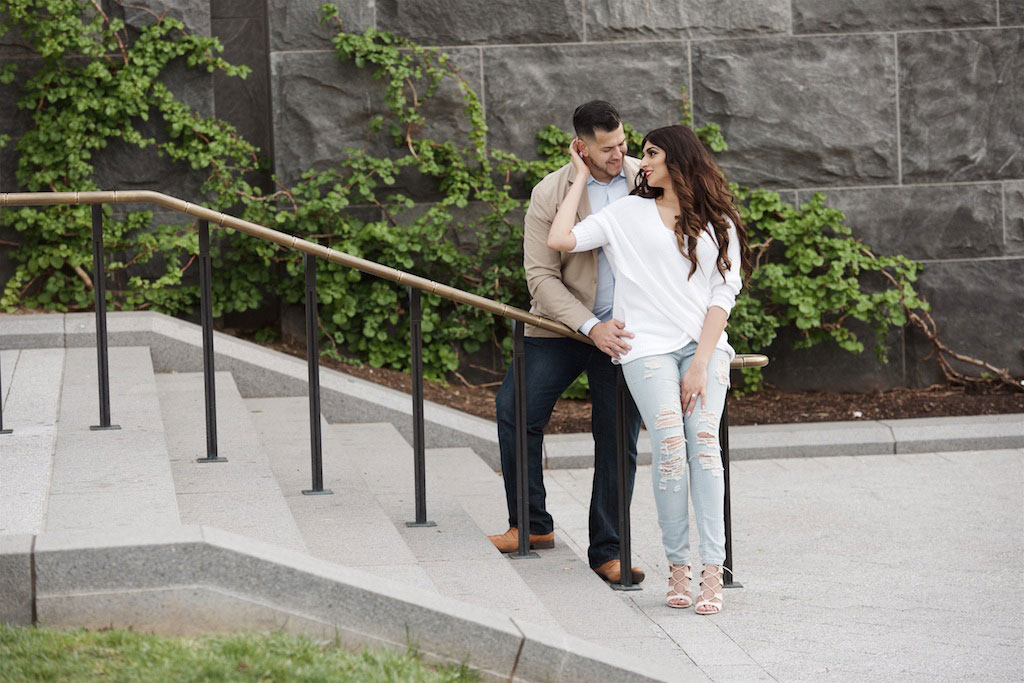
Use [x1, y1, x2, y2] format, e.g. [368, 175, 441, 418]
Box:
[695, 564, 724, 615]
[666, 564, 693, 608]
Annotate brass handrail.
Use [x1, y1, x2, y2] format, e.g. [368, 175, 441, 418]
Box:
[0, 190, 769, 369]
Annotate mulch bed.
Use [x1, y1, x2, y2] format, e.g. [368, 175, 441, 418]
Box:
[256, 338, 1024, 433]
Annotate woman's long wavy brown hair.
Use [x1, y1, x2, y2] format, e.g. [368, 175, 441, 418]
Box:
[631, 125, 751, 281]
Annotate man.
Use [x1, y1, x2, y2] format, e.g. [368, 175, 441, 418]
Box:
[490, 101, 645, 585]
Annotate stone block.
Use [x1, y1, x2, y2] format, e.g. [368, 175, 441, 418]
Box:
[0, 57, 40, 193]
[899, 29, 1024, 183]
[91, 61, 215, 197]
[513, 618, 676, 682]
[882, 414, 1024, 453]
[270, 48, 482, 192]
[729, 420, 894, 459]
[393, 200, 524, 254]
[544, 431, 652, 469]
[793, 0, 997, 33]
[0, 534, 33, 625]
[814, 183, 1004, 259]
[0, 312, 65, 349]
[585, 0, 790, 40]
[211, 0, 261, 19]
[904, 258, 1024, 384]
[1004, 181, 1024, 255]
[1004, 1, 1024, 25]
[267, 0, 373, 52]
[760, 320, 907, 393]
[484, 43, 688, 161]
[34, 526, 526, 680]
[212, 15, 272, 157]
[0, 19, 34, 58]
[105, 0, 211, 37]
[693, 35, 898, 189]
[377, 0, 582, 45]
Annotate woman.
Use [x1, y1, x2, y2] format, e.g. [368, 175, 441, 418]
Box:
[547, 125, 749, 614]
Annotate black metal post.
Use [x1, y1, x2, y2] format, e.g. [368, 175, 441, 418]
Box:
[0, 353, 12, 434]
[510, 320, 538, 559]
[611, 366, 641, 590]
[405, 287, 435, 527]
[302, 253, 332, 496]
[196, 220, 226, 463]
[89, 204, 119, 432]
[721, 390, 742, 588]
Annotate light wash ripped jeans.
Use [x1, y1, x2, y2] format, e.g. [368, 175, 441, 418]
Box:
[621, 342, 732, 566]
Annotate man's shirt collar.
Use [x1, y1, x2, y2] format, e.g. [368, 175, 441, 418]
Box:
[586, 167, 627, 187]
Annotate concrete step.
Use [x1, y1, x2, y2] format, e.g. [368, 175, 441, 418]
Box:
[43, 347, 179, 533]
[320, 420, 563, 631]
[1, 348, 65, 534]
[246, 397, 434, 592]
[155, 372, 305, 553]
[440, 446, 703, 677]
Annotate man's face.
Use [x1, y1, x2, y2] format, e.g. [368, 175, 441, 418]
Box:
[578, 124, 627, 183]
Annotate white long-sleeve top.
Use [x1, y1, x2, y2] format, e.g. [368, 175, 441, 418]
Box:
[570, 195, 742, 365]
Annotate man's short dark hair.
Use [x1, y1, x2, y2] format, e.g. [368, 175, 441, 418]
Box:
[573, 100, 621, 139]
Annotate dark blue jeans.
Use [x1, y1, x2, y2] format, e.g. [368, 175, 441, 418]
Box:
[495, 336, 642, 569]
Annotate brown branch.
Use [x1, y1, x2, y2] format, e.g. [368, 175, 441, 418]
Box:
[72, 265, 93, 290]
[452, 370, 502, 389]
[373, 197, 401, 227]
[88, 0, 129, 65]
[18, 276, 39, 298]
[467, 362, 504, 377]
[874, 266, 1021, 391]
[0, 239, 20, 247]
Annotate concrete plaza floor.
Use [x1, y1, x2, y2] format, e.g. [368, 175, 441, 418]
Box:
[544, 447, 1024, 682]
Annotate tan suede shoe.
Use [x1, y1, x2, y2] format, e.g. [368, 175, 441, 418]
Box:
[593, 559, 646, 585]
[487, 527, 555, 553]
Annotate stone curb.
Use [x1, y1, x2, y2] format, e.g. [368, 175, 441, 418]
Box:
[1, 526, 680, 683]
[2, 312, 1021, 470]
[543, 414, 1024, 467]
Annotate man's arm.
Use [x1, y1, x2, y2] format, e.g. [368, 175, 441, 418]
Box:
[524, 174, 634, 358]
[523, 180, 598, 333]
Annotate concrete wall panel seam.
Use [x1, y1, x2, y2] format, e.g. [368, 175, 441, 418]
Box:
[687, 39, 693, 105]
[1004, 181, 1009, 245]
[894, 33, 902, 184]
[581, 0, 587, 43]
[268, 49, 336, 56]
[917, 255, 1024, 264]
[793, 178, 1024, 193]
[478, 47, 485, 115]
[790, 24, 1014, 40]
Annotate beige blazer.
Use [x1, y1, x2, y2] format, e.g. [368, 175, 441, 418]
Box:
[524, 156, 642, 338]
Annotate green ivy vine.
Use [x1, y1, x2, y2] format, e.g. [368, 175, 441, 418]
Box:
[1, 1, 932, 393]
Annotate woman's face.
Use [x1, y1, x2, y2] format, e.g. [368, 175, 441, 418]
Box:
[639, 142, 669, 189]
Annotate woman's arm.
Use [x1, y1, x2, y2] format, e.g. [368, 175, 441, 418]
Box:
[681, 222, 742, 416]
[680, 306, 730, 417]
[546, 139, 591, 252]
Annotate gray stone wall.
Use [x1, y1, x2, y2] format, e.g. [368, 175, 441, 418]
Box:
[2, 1, 1021, 390]
[264, 0, 1023, 390]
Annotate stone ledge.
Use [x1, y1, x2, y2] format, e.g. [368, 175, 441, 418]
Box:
[0, 312, 503, 470]
[542, 414, 1024, 467]
[0, 534, 33, 626]
[16, 525, 678, 682]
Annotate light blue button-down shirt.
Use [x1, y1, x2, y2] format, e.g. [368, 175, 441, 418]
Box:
[579, 169, 630, 336]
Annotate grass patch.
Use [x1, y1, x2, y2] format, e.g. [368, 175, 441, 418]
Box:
[0, 624, 479, 682]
